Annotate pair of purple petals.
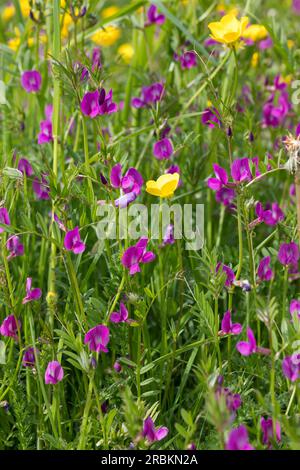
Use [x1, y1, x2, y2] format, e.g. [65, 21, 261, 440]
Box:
[142, 417, 169, 443]
[236, 327, 270, 356]
[153, 138, 173, 160]
[219, 311, 242, 336]
[21, 70, 42, 93]
[145, 5, 165, 27]
[84, 324, 110, 353]
[132, 82, 164, 109]
[33, 174, 50, 200]
[121, 237, 156, 276]
[0, 315, 21, 341]
[7, 235, 24, 259]
[110, 303, 133, 324]
[282, 355, 300, 382]
[175, 50, 197, 70]
[38, 104, 53, 145]
[0, 207, 10, 233]
[64, 226, 86, 254]
[80, 88, 117, 118]
[22, 277, 42, 304]
[45, 361, 64, 385]
[254, 202, 284, 226]
[278, 241, 300, 266]
[257, 256, 273, 282]
[110, 163, 143, 208]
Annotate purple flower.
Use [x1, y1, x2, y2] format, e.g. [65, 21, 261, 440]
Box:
[153, 138, 173, 160]
[202, 107, 221, 128]
[282, 355, 300, 382]
[38, 120, 53, 144]
[32, 175, 50, 200]
[231, 158, 252, 183]
[226, 425, 254, 450]
[177, 51, 197, 70]
[216, 263, 235, 287]
[257, 256, 273, 282]
[290, 299, 300, 319]
[260, 417, 281, 447]
[110, 303, 130, 323]
[215, 380, 242, 413]
[110, 164, 143, 208]
[80, 88, 117, 118]
[84, 324, 110, 353]
[262, 90, 291, 128]
[236, 327, 257, 356]
[45, 104, 53, 121]
[142, 417, 169, 443]
[162, 224, 175, 246]
[18, 158, 33, 176]
[293, 0, 300, 14]
[166, 164, 183, 187]
[121, 237, 156, 276]
[0, 208, 10, 233]
[215, 187, 235, 207]
[92, 48, 102, 72]
[255, 202, 284, 226]
[132, 82, 164, 108]
[21, 70, 42, 93]
[64, 227, 85, 254]
[22, 347, 38, 368]
[22, 277, 42, 304]
[259, 37, 273, 50]
[145, 4, 165, 27]
[207, 164, 228, 191]
[113, 361, 122, 373]
[278, 242, 300, 266]
[45, 361, 64, 385]
[0, 315, 21, 341]
[220, 311, 242, 335]
[6, 235, 24, 259]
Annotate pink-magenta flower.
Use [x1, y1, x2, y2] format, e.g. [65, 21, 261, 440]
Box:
[22, 347, 39, 368]
[153, 138, 173, 160]
[215, 377, 242, 413]
[84, 324, 110, 353]
[219, 311, 242, 336]
[110, 303, 130, 323]
[162, 224, 175, 246]
[0, 315, 21, 341]
[21, 70, 42, 93]
[216, 263, 235, 287]
[113, 361, 122, 373]
[6, 235, 24, 259]
[226, 425, 254, 450]
[257, 256, 273, 282]
[282, 355, 300, 382]
[278, 242, 300, 266]
[0, 208, 10, 233]
[142, 417, 169, 443]
[110, 163, 143, 208]
[32, 175, 50, 200]
[22, 277, 42, 304]
[260, 417, 281, 447]
[231, 158, 252, 183]
[177, 50, 197, 70]
[18, 158, 33, 176]
[64, 227, 86, 254]
[145, 4, 165, 27]
[207, 164, 228, 191]
[81, 88, 117, 118]
[236, 327, 257, 356]
[132, 82, 164, 108]
[121, 237, 156, 275]
[290, 299, 300, 319]
[255, 202, 284, 226]
[215, 187, 235, 207]
[202, 107, 221, 128]
[45, 361, 64, 385]
[38, 120, 53, 144]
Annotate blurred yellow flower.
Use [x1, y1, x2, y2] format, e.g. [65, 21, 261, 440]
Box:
[287, 39, 295, 49]
[91, 25, 121, 46]
[242, 24, 268, 42]
[251, 52, 259, 67]
[216, 3, 239, 17]
[146, 174, 180, 198]
[101, 6, 119, 18]
[283, 74, 292, 85]
[8, 27, 45, 51]
[2, 4, 15, 21]
[20, 0, 31, 17]
[118, 43, 134, 63]
[61, 12, 73, 38]
[208, 14, 248, 46]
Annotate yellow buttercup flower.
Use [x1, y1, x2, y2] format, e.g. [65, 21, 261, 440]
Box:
[101, 6, 119, 18]
[251, 52, 259, 68]
[91, 25, 121, 46]
[20, 0, 30, 17]
[2, 4, 15, 21]
[287, 39, 295, 49]
[242, 24, 268, 42]
[146, 173, 180, 198]
[118, 43, 134, 63]
[208, 14, 248, 46]
[61, 12, 73, 38]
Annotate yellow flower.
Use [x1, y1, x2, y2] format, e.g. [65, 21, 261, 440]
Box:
[101, 6, 119, 18]
[283, 74, 292, 85]
[20, 0, 31, 17]
[61, 12, 73, 38]
[91, 25, 121, 46]
[208, 14, 248, 45]
[216, 3, 239, 17]
[242, 24, 268, 42]
[287, 39, 295, 49]
[118, 43, 134, 63]
[146, 173, 180, 198]
[2, 4, 15, 21]
[251, 52, 259, 68]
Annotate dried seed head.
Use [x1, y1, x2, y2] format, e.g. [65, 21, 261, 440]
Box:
[283, 133, 300, 173]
